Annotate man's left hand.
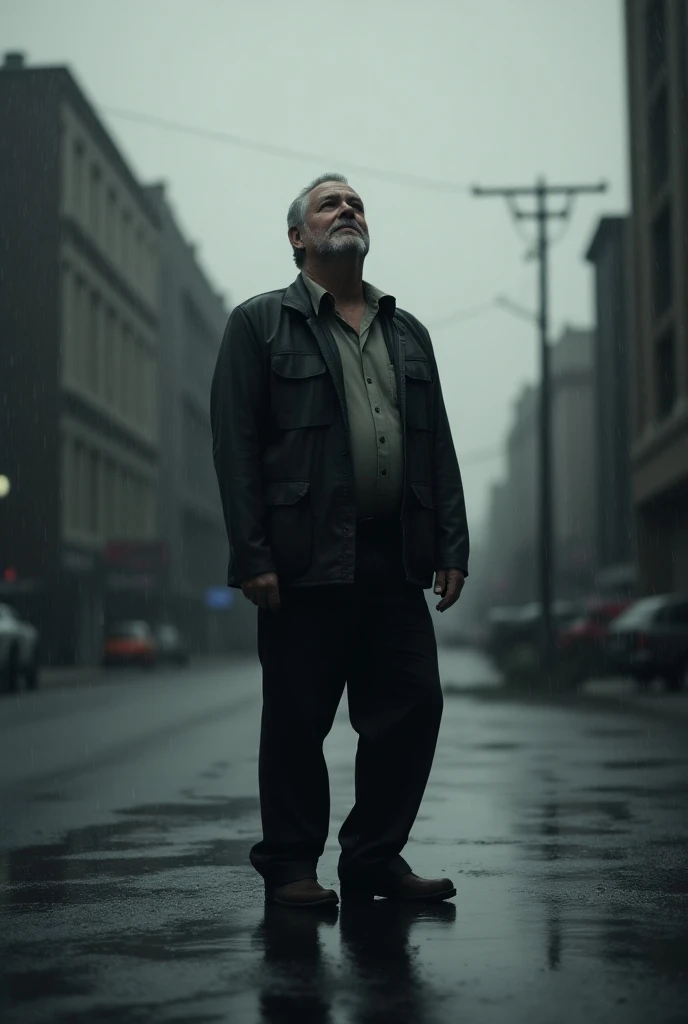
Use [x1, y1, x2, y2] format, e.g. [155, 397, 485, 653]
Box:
[433, 569, 465, 613]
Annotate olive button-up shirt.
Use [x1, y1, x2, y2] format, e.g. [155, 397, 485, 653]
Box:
[302, 273, 404, 520]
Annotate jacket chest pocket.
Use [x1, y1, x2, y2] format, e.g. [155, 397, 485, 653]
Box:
[270, 351, 335, 430]
[404, 355, 433, 431]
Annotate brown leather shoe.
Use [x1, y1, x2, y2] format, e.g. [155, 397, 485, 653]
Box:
[341, 872, 456, 903]
[266, 878, 339, 908]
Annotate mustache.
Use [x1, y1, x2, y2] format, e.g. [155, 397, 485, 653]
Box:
[329, 219, 366, 237]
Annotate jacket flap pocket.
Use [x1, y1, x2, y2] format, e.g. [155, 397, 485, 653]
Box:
[405, 357, 433, 383]
[271, 352, 326, 380]
[265, 480, 311, 506]
[411, 483, 435, 509]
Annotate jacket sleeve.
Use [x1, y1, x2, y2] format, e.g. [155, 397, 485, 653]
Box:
[210, 306, 276, 584]
[421, 327, 470, 577]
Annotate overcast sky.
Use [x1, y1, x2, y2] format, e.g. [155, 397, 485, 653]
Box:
[5, 0, 628, 532]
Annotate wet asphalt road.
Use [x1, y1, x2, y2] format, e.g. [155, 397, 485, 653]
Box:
[1, 651, 688, 1024]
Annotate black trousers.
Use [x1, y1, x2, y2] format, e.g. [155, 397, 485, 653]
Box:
[250, 520, 444, 888]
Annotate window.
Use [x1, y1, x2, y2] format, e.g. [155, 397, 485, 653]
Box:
[73, 440, 85, 531]
[120, 469, 130, 537]
[111, 313, 121, 409]
[646, 0, 666, 83]
[108, 189, 118, 258]
[135, 227, 143, 284]
[60, 263, 71, 376]
[88, 291, 100, 394]
[649, 86, 669, 194]
[668, 602, 688, 625]
[121, 209, 131, 269]
[72, 276, 85, 384]
[145, 482, 155, 537]
[89, 164, 101, 238]
[72, 140, 85, 217]
[655, 328, 676, 419]
[130, 335, 140, 426]
[103, 309, 115, 405]
[120, 324, 130, 419]
[61, 434, 72, 533]
[88, 450, 100, 535]
[651, 204, 673, 319]
[103, 459, 115, 538]
[146, 351, 158, 436]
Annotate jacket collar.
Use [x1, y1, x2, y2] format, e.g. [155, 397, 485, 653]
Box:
[282, 274, 315, 316]
[283, 274, 396, 319]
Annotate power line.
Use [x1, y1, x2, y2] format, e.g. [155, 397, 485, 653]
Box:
[103, 106, 470, 193]
[472, 176, 607, 677]
[425, 300, 498, 331]
[425, 294, 542, 332]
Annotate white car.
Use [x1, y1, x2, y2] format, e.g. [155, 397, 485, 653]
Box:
[0, 603, 40, 692]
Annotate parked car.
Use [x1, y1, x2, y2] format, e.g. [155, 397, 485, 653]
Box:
[485, 606, 528, 664]
[558, 599, 631, 684]
[486, 601, 582, 670]
[154, 624, 190, 666]
[0, 603, 40, 692]
[103, 620, 157, 669]
[605, 594, 688, 691]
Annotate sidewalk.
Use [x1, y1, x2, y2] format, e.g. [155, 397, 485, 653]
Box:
[38, 654, 244, 691]
[580, 675, 688, 720]
[437, 646, 688, 722]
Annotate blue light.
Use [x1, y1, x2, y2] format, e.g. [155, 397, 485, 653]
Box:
[205, 586, 234, 610]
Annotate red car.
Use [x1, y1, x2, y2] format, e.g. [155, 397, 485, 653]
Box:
[558, 600, 631, 684]
[103, 621, 157, 669]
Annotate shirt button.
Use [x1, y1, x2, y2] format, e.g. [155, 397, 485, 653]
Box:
[380, 436, 386, 443]
[374, 406, 381, 413]
[381, 469, 387, 476]
[366, 377, 373, 384]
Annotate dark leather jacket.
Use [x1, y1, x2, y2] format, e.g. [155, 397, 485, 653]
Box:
[210, 275, 469, 589]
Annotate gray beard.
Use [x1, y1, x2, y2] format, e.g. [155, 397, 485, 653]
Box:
[309, 227, 370, 261]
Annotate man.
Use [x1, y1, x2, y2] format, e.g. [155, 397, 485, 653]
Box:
[211, 173, 469, 908]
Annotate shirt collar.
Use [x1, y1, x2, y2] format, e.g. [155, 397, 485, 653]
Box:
[300, 273, 396, 318]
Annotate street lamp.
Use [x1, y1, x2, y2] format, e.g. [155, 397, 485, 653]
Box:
[0, 475, 10, 499]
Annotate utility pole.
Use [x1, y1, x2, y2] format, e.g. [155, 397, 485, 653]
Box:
[472, 177, 607, 680]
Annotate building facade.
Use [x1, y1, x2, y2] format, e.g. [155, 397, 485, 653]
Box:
[504, 384, 539, 605]
[550, 327, 597, 598]
[625, 0, 688, 593]
[483, 326, 596, 609]
[0, 54, 161, 663]
[145, 184, 255, 653]
[585, 217, 636, 594]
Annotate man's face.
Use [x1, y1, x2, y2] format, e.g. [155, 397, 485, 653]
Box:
[293, 181, 370, 263]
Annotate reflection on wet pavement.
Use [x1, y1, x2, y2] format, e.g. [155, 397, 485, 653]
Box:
[1, 657, 687, 1022]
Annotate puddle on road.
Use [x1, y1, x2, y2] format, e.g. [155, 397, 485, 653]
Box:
[600, 758, 688, 770]
[3, 705, 688, 1022]
[1, 794, 261, 896]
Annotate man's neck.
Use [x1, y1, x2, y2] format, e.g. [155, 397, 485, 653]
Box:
[303, 260, 365, 308]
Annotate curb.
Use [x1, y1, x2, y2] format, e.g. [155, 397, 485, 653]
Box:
[443, 677, 688, 725]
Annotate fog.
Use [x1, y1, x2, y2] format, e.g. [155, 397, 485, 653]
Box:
[4, 0, 628, 528]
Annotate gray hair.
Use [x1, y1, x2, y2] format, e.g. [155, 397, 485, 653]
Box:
[287, 172, 349, 267]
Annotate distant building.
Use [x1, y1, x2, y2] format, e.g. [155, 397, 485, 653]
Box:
[145, 184, 255, 653]
[484, 326, 596, 608]
[625, 0, 688, 592]
[585, 217, 635, 594]
[0, 54, 161, 663]
[550, 326, 596, 597]
[504, 384, 539, 604]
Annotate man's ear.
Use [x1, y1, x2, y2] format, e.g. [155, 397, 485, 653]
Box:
[288, 226, 305, 256]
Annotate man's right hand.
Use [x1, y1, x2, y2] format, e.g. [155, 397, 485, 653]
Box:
[241, 572, 281, 611]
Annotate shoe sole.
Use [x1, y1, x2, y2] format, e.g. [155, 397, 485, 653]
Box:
[266, 894, 339, 908]
[341, 886, 457, 903]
